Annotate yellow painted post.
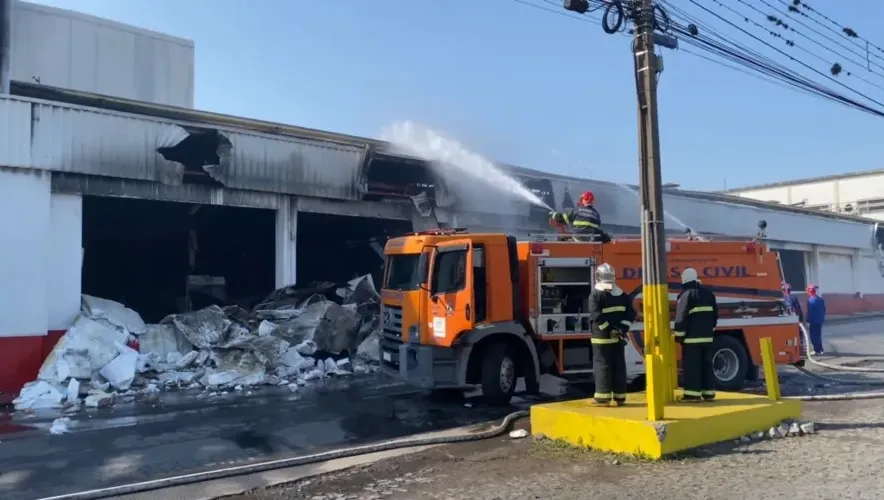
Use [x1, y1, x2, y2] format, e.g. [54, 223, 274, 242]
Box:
[760, 337, 782, 401]
[644, 285, 665, 421]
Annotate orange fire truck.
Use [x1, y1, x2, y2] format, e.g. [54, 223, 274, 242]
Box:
[378, 228, 802, 404]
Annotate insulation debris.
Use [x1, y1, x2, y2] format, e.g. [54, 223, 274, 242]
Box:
[13, 275, 384, 412]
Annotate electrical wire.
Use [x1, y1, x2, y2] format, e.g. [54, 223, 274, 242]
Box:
[684, 0, 884, 109]
[509, 0, 602, 25]
[609, 0, 884, 118]
[716, 0, 884, 93]
[663, 19, 884, 117]
[758, 0, 884, 74]
[784, 0, 884, 63]
[676, 45, 833, 103]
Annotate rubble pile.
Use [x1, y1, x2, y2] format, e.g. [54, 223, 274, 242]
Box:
[13, 275, 384, 411]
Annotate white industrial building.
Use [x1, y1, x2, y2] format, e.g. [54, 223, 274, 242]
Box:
[1, 0, 884, 397]
[728, 169, 884, 222]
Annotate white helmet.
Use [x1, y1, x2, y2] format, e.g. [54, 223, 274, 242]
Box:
[596, 263, 616, 284]
[681, 267, 700, 284]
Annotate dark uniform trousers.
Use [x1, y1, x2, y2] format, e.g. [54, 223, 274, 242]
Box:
[682, 340, 715, 401]
[592, 340, 627, 404]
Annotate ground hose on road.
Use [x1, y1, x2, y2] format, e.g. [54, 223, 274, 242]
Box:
[36, 410, 530, 500]
[783, 323, 884, 400]
[800, 324, 884, 374]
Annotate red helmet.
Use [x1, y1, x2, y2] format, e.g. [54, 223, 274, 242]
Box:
[579, 191, 595, 206]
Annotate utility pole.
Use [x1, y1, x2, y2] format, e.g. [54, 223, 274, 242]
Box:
[564, 0, 677, 421]
[632, 0, 672, 422]
[0, 0, 12, 94]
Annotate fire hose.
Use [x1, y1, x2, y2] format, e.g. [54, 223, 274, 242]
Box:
[37, 410, 531, 500]
[785, 323, 884, 401]
[38, 323, 884, 499]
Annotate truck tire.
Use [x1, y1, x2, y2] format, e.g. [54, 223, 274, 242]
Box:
[712, 335, 750, 390]
[481, 342, 517, 405]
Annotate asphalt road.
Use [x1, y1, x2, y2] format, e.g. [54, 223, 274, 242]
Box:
[1, 314, 881, 500]
[0, 374, 567, 500]
[239, 398, 884, 500]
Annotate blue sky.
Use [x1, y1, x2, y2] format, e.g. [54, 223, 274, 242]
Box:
[30, 0, 884, 190]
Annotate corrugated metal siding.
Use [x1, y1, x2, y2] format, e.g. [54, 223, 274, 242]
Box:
[219, 131, 364, 200]
[22, 97, 364, 199]
[29, 101, 181, 181]
[11, 1, 194, 107]
[0, 98, 30, 168]
[51, 172, 282, 209]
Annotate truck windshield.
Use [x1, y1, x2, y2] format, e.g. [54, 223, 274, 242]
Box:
[385, 254, 427, 291]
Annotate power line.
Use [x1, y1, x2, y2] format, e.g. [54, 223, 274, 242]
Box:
[677, 45, 826, 101]
[685, 0, 884, 109]
[505, 0, 884, 118]
[749, 0, 884, 76]
[716, 0, 884, 93]
[509, 0, 600, 24]
[759, 0, 884, 71]
[659, 3, 884, 117]
[786, 0, 884, 62]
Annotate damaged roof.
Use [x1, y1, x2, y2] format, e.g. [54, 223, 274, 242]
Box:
[4, 81, 878, 232]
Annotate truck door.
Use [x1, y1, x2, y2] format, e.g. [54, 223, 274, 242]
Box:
[428, 239, 474, 343]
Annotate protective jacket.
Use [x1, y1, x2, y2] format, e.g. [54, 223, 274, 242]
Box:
[550, 206, 603, 236]
[673, 281, 719, 344]
[588, 284, 636, 343]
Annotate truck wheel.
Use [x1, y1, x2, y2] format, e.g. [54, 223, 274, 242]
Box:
[712, 335, 750, 390]
[481, 342, 517, 405]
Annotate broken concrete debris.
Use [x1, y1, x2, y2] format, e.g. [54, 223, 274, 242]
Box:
[736, 419, 817, 444]
[13, 275, 384, 412]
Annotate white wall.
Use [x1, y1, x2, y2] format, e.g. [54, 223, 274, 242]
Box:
[10, 1, 195, 107]
[859, 254, 884, 295]
[817, 251, 854, 293]
[733, 173, 884, 216]
[48, 193, 82, 331]
[0, 168, 50, 337]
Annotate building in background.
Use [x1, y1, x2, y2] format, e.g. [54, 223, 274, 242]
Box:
[2, 0, 884, 398]
[9, 0, 193, 107]
[727, 169, 884, 222]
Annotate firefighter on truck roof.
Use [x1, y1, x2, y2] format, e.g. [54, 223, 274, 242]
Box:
[549, 191, 611, 242]
[587, 263, 636, 406]
[673, 268, 720, 401]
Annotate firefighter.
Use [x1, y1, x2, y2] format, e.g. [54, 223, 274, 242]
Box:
[673, 267, 719, 402]
[588, 263, 636, 406]
[549, 191, 611, 242]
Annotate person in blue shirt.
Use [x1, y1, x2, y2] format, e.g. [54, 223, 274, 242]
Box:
[783, 283, 805, 352]
[806, 284, 827, 355]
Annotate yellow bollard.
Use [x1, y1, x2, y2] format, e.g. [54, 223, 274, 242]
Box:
[759, 337, 782, 401]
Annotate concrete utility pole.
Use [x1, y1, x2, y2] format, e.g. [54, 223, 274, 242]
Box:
[0, 0, 12, 94]
[563, 0, 677, 421]
[631, 0, 673, 422]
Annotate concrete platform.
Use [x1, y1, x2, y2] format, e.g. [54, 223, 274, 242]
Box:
[530, 390, 802, 459]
